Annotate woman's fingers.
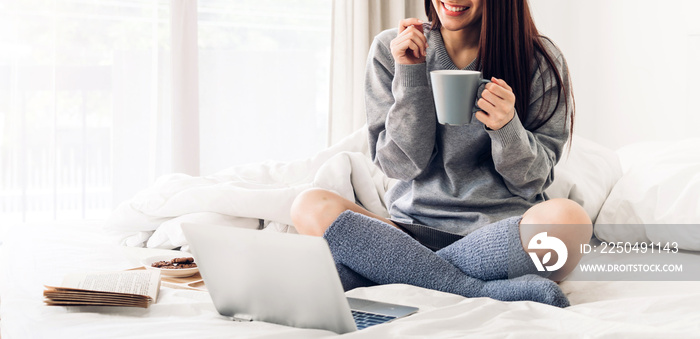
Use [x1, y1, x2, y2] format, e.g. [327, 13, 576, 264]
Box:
[480, 89, 501, 108]
[393, 28, 427, 56]
[398, 18, 424, 33]
[484, 80, 515, 102]
[475, 78, 516, 130]
[396, 24, 427, 48]
[481, 92, 512, 116]
[475, 107, 510, 131]
[401, 24, 427, 46]
[399, 39, 421, 59]
[480, 89, 514, 113]
[491, 77, 513, 91]
[391, 21, 428, 64]
[477, 97, 495, 111]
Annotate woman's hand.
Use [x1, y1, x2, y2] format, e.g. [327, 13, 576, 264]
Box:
[476, 77, 516, 130]
[390, 18, 428, 65]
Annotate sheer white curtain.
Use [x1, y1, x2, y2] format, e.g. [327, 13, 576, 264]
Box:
[327, 0, 426, 145]
[197, 0, 332, 175]
[0, 0, 332, 223]
[171, 0, 200, 176]
[0, 0, 171, 222]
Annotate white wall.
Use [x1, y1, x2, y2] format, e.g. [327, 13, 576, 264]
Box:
[530, 0, 700, 150]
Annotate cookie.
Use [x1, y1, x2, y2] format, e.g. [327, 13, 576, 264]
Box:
[151, 260, 172, 268]
[172, 257, 195, 264]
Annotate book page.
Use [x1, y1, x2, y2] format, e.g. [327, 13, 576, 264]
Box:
[60, 270, 161, 301]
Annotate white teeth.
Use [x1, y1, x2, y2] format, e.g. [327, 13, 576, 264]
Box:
[443, 2, 467, 12]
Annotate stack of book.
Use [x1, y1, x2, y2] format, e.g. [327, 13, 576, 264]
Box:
[44, 270, 161, 308]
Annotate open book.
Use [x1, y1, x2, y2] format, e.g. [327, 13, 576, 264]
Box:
[44, 270, 161, 308]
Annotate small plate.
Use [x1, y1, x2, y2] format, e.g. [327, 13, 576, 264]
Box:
[141, 254, 199, 278]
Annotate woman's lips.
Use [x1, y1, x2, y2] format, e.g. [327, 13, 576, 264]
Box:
[441, 1, 469, 16]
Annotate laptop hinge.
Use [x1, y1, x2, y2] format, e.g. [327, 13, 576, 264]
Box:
[231, 314, 253, 322]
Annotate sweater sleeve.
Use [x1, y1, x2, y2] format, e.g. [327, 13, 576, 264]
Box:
[365, 33, 438, 182]
[485, 44, 572, 200]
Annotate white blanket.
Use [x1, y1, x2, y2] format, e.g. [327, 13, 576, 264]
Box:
[106, 129, 622, 249]
[106, 128, 397, 249]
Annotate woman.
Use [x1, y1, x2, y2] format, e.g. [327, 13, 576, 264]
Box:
[290, 0, 591, 308]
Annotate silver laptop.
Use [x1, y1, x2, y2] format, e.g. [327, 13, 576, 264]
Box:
[181, 223, 418, 334]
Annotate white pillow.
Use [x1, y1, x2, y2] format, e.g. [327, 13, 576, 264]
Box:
[595, 139, 700, 251]
[546, 134, 623, 224]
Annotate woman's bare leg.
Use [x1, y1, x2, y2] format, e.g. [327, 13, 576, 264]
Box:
[290, 188, 398, 236]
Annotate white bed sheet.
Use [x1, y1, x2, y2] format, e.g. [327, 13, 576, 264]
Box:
[2, 221, 700, 338]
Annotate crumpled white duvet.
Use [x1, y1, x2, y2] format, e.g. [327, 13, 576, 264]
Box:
[106, 127, 397, 249]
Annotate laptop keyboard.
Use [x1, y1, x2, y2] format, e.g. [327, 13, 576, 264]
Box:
[351, 309, 397, 330]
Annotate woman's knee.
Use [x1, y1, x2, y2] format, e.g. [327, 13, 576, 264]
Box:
[520, 198, 593, 281]
[290, 188, 351, 237]
[522, 198, 591, 226]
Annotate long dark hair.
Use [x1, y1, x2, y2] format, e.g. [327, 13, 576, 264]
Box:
[425, 0, 574, 139]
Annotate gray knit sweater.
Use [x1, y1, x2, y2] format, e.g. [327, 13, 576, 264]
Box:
[365, 25, 572, 236]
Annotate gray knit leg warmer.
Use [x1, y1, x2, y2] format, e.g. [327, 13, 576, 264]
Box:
[323, 211, 569, 307]
[436, 216, 548, 281]
[335, 263, 377, 291]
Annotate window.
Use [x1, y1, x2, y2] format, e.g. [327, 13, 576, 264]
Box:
[0, 0, 331, 223]
[0, 0, 170, 222]
[197, 0, 331, 174]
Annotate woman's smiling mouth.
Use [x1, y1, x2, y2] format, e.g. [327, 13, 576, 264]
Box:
[442, 1, 469, 16]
